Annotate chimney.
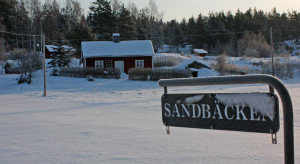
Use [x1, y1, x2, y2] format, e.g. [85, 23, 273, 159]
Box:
[112, 33, 120, 43]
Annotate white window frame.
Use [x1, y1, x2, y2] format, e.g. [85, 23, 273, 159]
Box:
[95, 60, 104, 68]
[135, 60, 144, 68]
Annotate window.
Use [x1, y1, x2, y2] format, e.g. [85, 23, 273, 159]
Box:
[105, 60, 113, 68]
[95, 60, 104, 68]
[135, 60, 144, 68]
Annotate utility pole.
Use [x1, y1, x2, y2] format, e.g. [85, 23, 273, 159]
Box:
[269, 27, 275, 94]
[43, 33, 47, 96]
[270, 27, 274, 76]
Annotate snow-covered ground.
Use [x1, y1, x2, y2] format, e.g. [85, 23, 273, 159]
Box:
[0, 68, 300, 163]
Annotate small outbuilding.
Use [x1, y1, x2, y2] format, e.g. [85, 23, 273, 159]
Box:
[45, 45, 57, 58]
[193, 49, 208, 57]
[45, 45, 75, 59]
[81, 34, 155, 74]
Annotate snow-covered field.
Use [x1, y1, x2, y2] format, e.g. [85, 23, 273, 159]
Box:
[0, 69, 299, 163]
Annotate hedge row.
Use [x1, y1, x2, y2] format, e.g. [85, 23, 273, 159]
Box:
[128, 68, 192, 81]
[59, 67, 120, 79]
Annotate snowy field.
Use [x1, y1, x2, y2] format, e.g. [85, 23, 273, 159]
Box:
[0, 71, 300, 163]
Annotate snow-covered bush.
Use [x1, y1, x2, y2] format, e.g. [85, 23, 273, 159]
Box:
[8, 49, 42, 84]
[128, 68, 152, 80]
[253, 55, 295, 79]
[4, 62, 20, 74]
[153, 53, 190, 68]
[211, 54, 249, 75]
[86, 75, 95, 81]
[150, 69, 192, 81]
[153, 56, 180, 68]
[237, 32, 271, 57]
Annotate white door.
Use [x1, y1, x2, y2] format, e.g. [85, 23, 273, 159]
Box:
[114, 61, 124, 73]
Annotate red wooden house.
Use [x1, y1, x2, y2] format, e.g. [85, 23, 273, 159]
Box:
[81, 34, 155, 74]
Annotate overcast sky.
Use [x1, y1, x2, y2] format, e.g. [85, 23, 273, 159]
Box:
[57, 0, 300, 21]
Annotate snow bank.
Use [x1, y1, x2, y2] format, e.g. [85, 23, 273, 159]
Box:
[184, 95, 205, 104]
[174, 59, 219, 77]
[154, 53, 190, 62]
[215, 93, 276, 120]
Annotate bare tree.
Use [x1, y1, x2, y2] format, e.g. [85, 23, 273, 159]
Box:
[62, 0, 83, 32]
[111, 0, 121, 14]
[26, 0, 42, 51]
[9, 49, 42, 83]
[237, 32, 271, 58]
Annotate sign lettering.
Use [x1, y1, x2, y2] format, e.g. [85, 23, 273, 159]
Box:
[161, 93, 279, 133]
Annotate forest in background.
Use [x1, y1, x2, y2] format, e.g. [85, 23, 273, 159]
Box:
[1, 0, 300, 58]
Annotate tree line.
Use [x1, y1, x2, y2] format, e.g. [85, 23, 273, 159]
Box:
[1, 0, 300, 58]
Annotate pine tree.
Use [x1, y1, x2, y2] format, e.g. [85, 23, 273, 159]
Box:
[48, 34, 71, 76]
[115, 4, 134, 40]
[66, 19, 94, 58]
[88, 0, 115, 40]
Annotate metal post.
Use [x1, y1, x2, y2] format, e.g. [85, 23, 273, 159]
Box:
[158, 75, 294, 164]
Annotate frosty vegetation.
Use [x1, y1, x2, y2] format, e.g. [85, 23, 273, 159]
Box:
[6, 49, 42, 84]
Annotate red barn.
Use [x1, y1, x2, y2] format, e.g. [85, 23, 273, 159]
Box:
[81, 34, 155, 74]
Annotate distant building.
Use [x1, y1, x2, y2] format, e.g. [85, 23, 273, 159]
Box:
[81, 34, 155, 74]
[194, 49, 208, 57]
[45, 45, 75, 59]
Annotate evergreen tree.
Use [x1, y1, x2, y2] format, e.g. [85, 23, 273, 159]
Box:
[42, 0, 61, 41]
[15, 0, 30, 49]
[0, 0, 18, 32]
[165, 20, 183, 52]
[48, 34, 72, 76]
[88, 0, 115, 40]
[66, 18, 94, 58]
[186, 17, 197, 47]
[115, 4, 134, 40]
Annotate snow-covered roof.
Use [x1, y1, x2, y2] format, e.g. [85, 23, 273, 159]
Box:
[194, 49, 208, 54]
[46, 45, 75, 52]
[81, 40, 155, 58]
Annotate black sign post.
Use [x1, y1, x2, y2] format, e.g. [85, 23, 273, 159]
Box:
[158, 75, 294, 164]
[162, 93, 280, 134]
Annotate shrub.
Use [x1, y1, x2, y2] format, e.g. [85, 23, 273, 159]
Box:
[4, 62, 21, 74]
[211, 54, 249, 75]
[150, 69, 192, 81]
[9, 49, 43, 75]
[237, 32, 271, 57]
[251, 55, 295, 79]
[86, 75, 95, 81]
[59, 67, 120, 79]
[128, 68, 192, 81]
[128, 68, 151, 80]
[8, 49, 42, 84]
